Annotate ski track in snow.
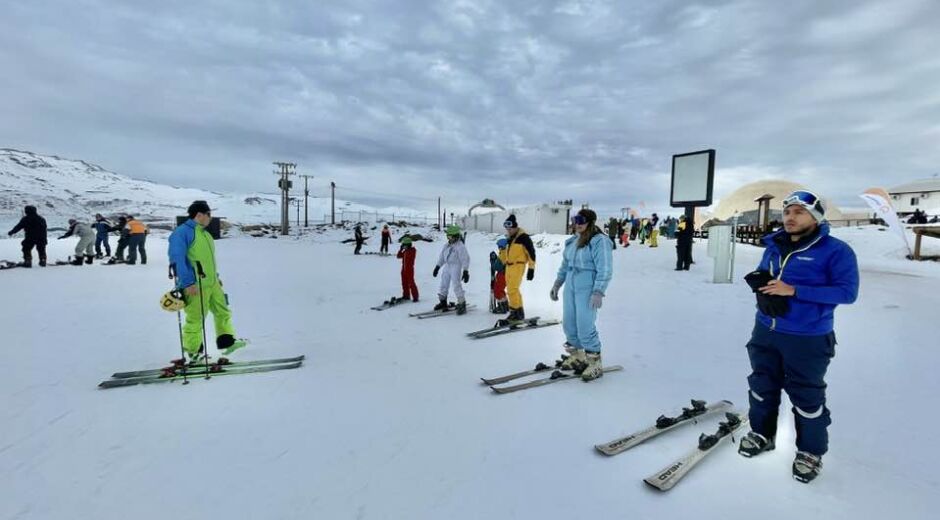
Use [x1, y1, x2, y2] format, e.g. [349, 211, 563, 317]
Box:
[0, 226, 937, 519]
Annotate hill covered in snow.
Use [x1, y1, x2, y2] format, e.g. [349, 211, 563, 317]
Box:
[0, 149, 426, 231]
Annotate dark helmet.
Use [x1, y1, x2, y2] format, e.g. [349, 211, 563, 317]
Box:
[24, 205, 37, 216]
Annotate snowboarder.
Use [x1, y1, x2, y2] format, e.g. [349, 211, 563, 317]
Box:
[549, 209, 613, 381]
[92, 214, 112, 258]
[489, 238, 509, 314]
[675, 215, 693, 270]
[380, 224, 392, 254]
[6, 205, 47, 267]
[108, 216, 130, 264]
[126, 215, 148, 265]
[354, 224, 365, 255]
[738, 190, 859, 484]
[397, 236, 419, 302]
[432, 225, 470, 315]
[502, 214, 536, 322]
[58, 219, 96, 265]
[168, 201, 245, 362]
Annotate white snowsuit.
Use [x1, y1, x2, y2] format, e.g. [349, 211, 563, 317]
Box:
[436, 240, 470, 302]
[64, 222, 96, 256]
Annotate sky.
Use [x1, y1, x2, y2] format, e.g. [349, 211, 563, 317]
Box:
[2, 0, 939, 215]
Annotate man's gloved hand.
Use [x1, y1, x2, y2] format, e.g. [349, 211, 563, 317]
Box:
[549, 281, 562, 302]
[590, 291, 604, 309]
[462, 270, 470, 283]
[433, 265, 440, 277]
[526, 268, 535, 281]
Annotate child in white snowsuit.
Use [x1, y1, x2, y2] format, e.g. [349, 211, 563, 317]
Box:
[432, 225, 471, 314]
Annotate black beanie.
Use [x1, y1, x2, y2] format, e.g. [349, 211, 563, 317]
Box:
[506, 214, 518, 228]
[187, 200, 212, 218]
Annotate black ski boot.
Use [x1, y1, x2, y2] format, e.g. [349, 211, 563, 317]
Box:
[39, 258, 47, 267]
[792, 451, 823, 483]
[433, 297, 449, 311]
[738, 431, 775, 458]
[84, 255, 94, 265]
[456, 301, 467, 315]
[69, 256, 84, 266]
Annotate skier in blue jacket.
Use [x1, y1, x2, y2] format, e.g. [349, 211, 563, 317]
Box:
[738, 190, 859, 484]
[92, 214, 112, 258]
[550, 209, 613, 381]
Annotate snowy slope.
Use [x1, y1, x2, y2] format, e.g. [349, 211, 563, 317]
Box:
[0, 226, 937, 519]
[0, 149, 425, 230]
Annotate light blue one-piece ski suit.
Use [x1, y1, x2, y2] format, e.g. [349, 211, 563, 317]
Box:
[555, 232, 613, 353]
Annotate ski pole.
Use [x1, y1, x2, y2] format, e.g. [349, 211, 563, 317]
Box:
[195, 261, 211, 379]
[168, 264, 188, 385]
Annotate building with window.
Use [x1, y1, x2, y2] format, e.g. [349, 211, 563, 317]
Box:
[888, 179, 940, 216]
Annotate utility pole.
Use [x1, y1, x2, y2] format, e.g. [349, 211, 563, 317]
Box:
[291, 198, 302, 227]
[273, 162, 296, 235]
[330, 181, 336, 225]
[300, 174, 314, 227]
[437, 197, 441, 229]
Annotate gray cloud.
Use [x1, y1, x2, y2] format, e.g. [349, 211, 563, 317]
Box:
[1, 0, 939, 215]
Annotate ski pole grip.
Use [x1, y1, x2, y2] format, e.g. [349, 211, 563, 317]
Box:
[196, 261, 206, 278]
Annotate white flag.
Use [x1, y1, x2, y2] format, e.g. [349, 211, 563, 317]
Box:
[859, 189, 912, 255]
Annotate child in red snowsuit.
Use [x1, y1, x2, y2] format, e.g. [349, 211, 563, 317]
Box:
[489, 238, 509, 313]
[397, 237, 419, 302]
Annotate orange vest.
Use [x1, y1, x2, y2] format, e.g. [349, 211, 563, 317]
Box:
[128, 219, 148, 234]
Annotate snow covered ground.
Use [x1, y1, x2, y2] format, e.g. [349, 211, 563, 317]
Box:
[0, 225, 937, 519]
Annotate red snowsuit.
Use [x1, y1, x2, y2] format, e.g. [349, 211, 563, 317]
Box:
[397, 245, 419, 301]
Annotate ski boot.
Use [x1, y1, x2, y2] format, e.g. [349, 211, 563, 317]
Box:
[69, 256, 84, 266]
[738, 431, 775, 458]
[95, 253, 103, 259]
[456, 301, 468, 315]
[39, 258, 47, 267]
[559, 344, 586, 372]
[433, 297, 449, 311]
[84, 255, 94, 265]
[792, 451, 823, 483]
[217, 335, 247, 356]
[185, 344, 208, 365]
[16, 261, 32, 268]
[580, 352, 604, 381]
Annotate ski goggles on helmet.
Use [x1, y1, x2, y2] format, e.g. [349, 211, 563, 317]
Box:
[782, 190, 824, 215]
[503, 219, 516, 229]
[570, 214, 588, 225]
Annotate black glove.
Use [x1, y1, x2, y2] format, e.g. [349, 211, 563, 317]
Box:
[526, 268, 534, 281]
[462, 270, 470, 283]
[744, 270, 774, 292]
[746, 270, 789, 317]
[433, 265, 440, 277]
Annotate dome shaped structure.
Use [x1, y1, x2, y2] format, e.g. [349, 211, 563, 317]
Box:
[713, 180, 843, 222]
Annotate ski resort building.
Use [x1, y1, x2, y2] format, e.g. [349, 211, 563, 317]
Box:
[456, 202, 572, 235]
[888, 178, 940, 216]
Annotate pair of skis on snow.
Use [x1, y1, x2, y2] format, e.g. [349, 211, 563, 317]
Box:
[481, 359, 623, 393]
[98, 355, 305, 389]
[594, 399, 748, 491]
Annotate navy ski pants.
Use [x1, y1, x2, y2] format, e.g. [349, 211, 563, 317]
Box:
[746, 321, 836, 456]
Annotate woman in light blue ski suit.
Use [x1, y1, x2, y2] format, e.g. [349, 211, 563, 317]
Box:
[550, 209, 613, 381]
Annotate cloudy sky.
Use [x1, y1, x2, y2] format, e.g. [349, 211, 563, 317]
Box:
[2, 0, 939, 214]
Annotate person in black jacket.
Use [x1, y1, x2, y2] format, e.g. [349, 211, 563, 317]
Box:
[675, 215, 693, 270]
[354, 224, 365, 255]
[7, 205, 48, 267]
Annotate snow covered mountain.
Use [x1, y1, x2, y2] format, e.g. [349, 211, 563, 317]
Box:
[0, 149, 426, 231]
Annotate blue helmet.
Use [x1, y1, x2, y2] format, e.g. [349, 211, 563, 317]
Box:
[497, 238, 508, 249]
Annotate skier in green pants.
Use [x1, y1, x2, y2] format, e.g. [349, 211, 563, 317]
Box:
[168, 201, 245, 362]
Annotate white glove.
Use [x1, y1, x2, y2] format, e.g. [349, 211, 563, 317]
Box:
[590, 292, 604, 309]
[549, 282, 562, 301]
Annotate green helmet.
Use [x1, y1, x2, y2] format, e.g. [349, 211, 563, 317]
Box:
[445, 225, 461, 237]
[401, 236, 413, 245]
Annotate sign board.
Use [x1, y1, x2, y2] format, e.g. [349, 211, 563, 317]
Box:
[670, 149, 716, 207]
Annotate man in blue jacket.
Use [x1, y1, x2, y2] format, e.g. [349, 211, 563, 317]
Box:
[738, 190, 859, 484]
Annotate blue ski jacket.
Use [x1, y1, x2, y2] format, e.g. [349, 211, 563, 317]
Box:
[756, 222, 859, 335]
[555, 231, 613, 295]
